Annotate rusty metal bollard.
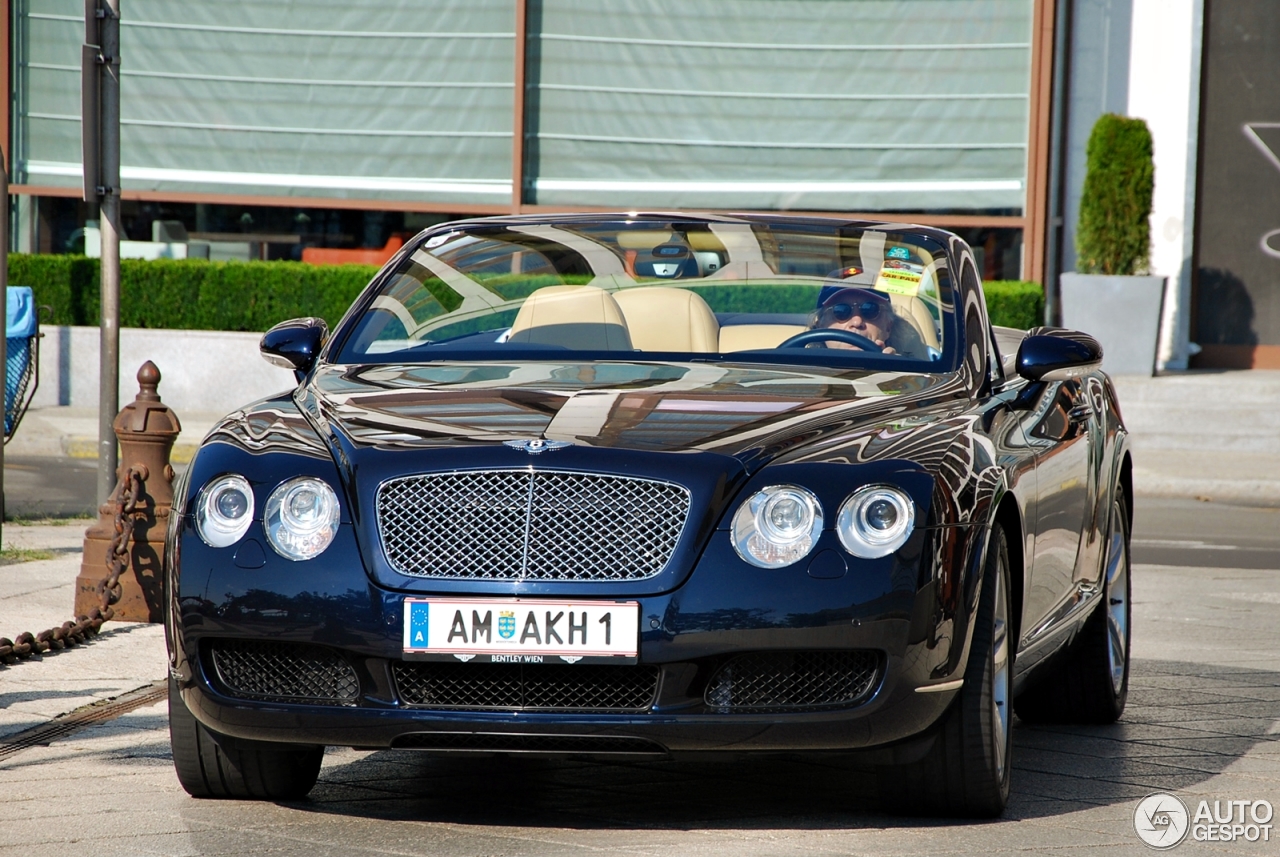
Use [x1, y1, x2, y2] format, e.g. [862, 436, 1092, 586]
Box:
[75, 361, 182, 623]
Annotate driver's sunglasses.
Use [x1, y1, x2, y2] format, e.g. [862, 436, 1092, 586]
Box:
[828, 301, 884, 322]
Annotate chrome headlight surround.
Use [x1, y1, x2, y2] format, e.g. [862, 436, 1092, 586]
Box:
[264, 477, 341, 561]
[194, 474, 255, 548]
[837, 484, 916, 559]
[731, 484, 823, 569]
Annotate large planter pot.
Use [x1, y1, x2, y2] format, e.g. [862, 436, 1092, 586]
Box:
[1059, 273, 1166, 376]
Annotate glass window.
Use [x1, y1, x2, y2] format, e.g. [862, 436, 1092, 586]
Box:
[13, 0, 514, 204]
[528, 0, 1034, 213]
[335, 217, 960, 374]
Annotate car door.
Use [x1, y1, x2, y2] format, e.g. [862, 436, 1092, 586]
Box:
[1020, 378, 1098, 644]
[1071, 375, 1109, 588]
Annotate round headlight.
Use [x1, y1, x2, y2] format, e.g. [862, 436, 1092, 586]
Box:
[731, 485, 823, 568]
[195, 474, 254, 548]
[837, 485, 916, 558]
[264, 477, 341, 561]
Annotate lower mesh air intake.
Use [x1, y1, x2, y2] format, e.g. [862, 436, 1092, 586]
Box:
[392, 732, 667, 754]
[209, 639, 360, 706]
[393, 662, 659, 711]
[704, 651, 882, 711]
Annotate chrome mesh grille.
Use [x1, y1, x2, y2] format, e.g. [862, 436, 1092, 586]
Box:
[209, 640, 360, 706]
[377, 469, 690, 581]
[704, 651, 882, 712]
[394, 662, 660, 711]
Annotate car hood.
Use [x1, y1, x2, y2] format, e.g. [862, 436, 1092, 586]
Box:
[297, 360, 966, 467]
[197, 360, 971, 597]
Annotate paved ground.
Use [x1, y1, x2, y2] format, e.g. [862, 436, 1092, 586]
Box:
[1112, 370, 1280, 505]
[0, 522, 167, 737]
[3, 455, 101, 520]
[0, 500, 1278, 855]
[1131, 497, 1280, 569]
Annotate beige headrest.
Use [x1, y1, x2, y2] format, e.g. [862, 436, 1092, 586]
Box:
[508, 285, 633, 351]
[613, 287, 719, 353]
[615, 231, 673, 250]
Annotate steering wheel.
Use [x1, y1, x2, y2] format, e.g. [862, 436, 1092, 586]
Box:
[778, 328, 884, 352]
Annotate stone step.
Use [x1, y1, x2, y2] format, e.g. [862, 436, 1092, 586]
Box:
[1128, 433, 1280, 454]
[1130, 448, 1280, 503]
[1112, 371, 1280, 406]
[1122, 415, 1280, 437]
[1109, 372, 1280, 460]
[1121, 408, 1280, 434]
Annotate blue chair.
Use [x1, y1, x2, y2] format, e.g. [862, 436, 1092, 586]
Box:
[5, 286, 38, 442]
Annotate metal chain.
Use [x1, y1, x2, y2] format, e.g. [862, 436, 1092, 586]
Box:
[0, 466, 146, 665]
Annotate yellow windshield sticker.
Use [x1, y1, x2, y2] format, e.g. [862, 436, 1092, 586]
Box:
[875, 267, 924, 295]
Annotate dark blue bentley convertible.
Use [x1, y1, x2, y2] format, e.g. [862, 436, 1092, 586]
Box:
[165, 214, 1132, 817]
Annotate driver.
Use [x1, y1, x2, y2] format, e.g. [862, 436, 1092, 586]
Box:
[808, 286, 897, 353]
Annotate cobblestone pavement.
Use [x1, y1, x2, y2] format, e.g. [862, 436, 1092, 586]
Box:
[1, 527, 1278, 854]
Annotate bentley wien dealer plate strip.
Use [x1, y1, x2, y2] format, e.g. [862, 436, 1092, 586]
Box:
[402, 598, 641, 664]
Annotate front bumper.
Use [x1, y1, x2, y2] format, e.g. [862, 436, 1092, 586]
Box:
[176, 637, 958, 754]
[170, 493, 975, 755]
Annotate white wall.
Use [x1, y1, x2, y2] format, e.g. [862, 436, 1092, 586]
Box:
[1062, 0, 1133, 276]
[34, 326, 299, 416]
[1127, 0, 1205, 369]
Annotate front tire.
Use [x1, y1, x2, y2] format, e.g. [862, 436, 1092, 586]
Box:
[168, 678, 323, 800]
[878, 523, 1014, 817]
[1014, 494, 1131, 724]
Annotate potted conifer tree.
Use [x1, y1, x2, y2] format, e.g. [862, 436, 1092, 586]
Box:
[1060, 113, 1165, 375]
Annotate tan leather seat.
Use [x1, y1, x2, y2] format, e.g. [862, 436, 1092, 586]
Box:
[613, 287, 719, 353]
[885, 294, 940, 358]
[508, 285, 633, 350]
[719, 323, 806, 351]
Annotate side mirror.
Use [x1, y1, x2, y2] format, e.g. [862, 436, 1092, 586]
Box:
[1016, 329, 1102, 382]
[261, 317, 329, 380]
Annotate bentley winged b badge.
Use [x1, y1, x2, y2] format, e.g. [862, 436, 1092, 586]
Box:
[503, 438, 572, 454]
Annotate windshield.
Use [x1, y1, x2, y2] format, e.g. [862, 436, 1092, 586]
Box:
[332, 218, 958, 373]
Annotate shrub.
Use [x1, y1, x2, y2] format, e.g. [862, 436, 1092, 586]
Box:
[1076, 114, 1155, 275]
[9, 253, 99, 325]
[984, 280, 1044, 330]
[10, 255, 379, 331]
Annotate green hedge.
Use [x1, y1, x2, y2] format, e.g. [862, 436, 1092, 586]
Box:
[9, 254, 99, 327]
[9, 254, 1044, 332]
[9, 255, 379, 331]
[983, 280, 1044, 330]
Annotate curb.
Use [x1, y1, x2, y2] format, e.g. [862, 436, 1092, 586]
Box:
[60, 436, 198, 464]
[1133, 473, 1280, 507]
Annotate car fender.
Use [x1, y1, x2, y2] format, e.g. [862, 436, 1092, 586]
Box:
[932, 462, 1011, 683]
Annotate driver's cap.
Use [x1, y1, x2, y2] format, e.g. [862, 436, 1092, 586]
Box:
[818, 286, 892, 310]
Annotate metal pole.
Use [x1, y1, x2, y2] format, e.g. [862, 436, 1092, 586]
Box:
[0, 151, 8, 532]
[96, 0, 120, 505]
[1042, 0, 1072, 327]
[511, 0, 527, 212]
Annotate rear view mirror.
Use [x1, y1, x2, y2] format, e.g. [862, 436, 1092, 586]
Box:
[261, 317, 328, 381]
[1016, 329, 1103, 382]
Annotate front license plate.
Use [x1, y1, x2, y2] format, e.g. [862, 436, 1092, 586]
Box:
[402, 598, 640, 665]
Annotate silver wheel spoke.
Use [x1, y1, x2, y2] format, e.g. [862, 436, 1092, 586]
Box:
[1104, 502, 1130, 694]
[1108, 615, 1125, 668]
[991, 565, 1011, 777]
[1106, 530, 1124, 581]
